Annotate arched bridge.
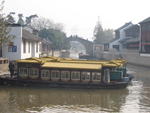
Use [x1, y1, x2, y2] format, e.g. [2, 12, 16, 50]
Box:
[66, 36, 93, 56]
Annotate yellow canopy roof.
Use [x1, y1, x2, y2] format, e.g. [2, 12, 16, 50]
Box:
[42, 62, 102, 70]
[16, 56, 126, 68]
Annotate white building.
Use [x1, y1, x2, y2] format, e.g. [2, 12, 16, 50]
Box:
[109, 22, 133, 51]
[2, 24, 41, 61]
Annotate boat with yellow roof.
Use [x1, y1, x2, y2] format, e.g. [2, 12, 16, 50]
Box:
[0, 57, 133, 89]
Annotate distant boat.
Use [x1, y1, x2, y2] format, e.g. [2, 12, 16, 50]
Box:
[60, 50, 70, 58]
[0, 57, 133, 89]
[0, 58, 9, 76]
[79, 53, 91, 59]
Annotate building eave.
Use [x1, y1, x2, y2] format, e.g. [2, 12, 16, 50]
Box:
[115, 22, 132, 31]
[139, 17, 150, 24]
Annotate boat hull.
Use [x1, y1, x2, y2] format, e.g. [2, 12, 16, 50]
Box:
[0, 78, 129, 89]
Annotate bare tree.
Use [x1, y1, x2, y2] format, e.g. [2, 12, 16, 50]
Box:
[31, 17, 64, 31]
[31, 17, 55, 30]
[6, 12, 15, 24]
[93, 18, 114, 43]
[54, 23, 64, 31]
[0, 0, 14, 57]
[25, 14, 38, 25]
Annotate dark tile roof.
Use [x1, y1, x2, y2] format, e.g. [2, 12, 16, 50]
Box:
[115, 22, 132, 31]
[124, 24, 140, 38]
[139, 17, 150, 24]
[109, 38, 119, 43]
[119, 37, 139, 44]
[6, 23, 22, 27]
[22, 29, 41, 41]
[41, 38, 52, 44]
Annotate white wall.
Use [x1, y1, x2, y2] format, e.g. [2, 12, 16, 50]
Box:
[21, 41, 41, 59]
[21, 41, 31, 59]
[32, 42, 41, 58]
[36, 42, 42, 57]
[2, 26, 22, 61]
[2, 26, 42, 60]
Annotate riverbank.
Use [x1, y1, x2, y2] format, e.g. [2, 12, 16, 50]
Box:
[101, 50, 150, 67]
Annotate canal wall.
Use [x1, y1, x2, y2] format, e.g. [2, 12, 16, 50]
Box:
[101, 49, 150, 67]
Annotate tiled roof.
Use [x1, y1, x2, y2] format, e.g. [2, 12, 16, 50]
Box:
[41, 38, 52, 44]
[7, 23, 22, 27]
[22, 29, 41, 41]
[109, 38, 119, 43]
[119, 37, 139, 44]
[139, 17, 150, 24]
[115, 22, 132, 31]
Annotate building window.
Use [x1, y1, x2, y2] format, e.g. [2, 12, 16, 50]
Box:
[8, 46, 12, 52]
[113, 45, 120, 51]
[71, 71, 80, 80]
[28, 42, 30, 53]
[23, 41, 26, 53]
[126, 42, 139, 50]
[141, 45, 150, 53]
[8, 46, 17, 52]
[140, 25, 150, 54]
[104, 44, 109, 51]
[36, 42, 38, 53]
[8, 42, 17, 52]
[141, 41, 150, 53]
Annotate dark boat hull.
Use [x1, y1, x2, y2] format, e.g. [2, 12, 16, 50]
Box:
[0, 78, 129, 89]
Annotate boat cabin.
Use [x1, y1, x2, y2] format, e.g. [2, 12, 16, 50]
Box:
[16, 57, 127, 84]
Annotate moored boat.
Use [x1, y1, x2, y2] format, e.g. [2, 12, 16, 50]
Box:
[0, 57, 133, 89]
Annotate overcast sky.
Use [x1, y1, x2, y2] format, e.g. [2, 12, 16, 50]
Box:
[3, 0, 150, 40]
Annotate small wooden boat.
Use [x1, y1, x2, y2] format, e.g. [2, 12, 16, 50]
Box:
[0, 57, 133, 89]
[60, 50, 70, 58]
[0, 58, 9, 76]
[79, 53, 91, 59]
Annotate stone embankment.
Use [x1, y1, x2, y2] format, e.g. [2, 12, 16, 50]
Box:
[98, 49, 150, 67]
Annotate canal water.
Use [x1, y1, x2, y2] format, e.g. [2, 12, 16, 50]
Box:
[0, 65, 150, 113]
[0, 51, 150, 113]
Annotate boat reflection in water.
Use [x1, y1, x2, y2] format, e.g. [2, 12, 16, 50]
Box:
[0, 64, 150, 113]
[0, 86, 129, 113]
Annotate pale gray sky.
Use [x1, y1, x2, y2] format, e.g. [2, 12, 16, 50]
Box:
[4, 0, 150, 40]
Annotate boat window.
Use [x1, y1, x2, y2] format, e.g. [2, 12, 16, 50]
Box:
[29, 68, 39, 76]
[41, 69, 50, 77]
[71, 71, 80, 80]
[92, 72, 101, 81]
[51, 70, 60, 79]
[81, 72, 90, 80]
[61, 71, 70, 79]
[19, 68, 28, 77]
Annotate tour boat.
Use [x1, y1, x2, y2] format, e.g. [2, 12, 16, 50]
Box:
[0, 57, 133, 89]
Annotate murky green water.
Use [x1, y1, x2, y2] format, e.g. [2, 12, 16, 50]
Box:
[0, 64, 150, 113]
